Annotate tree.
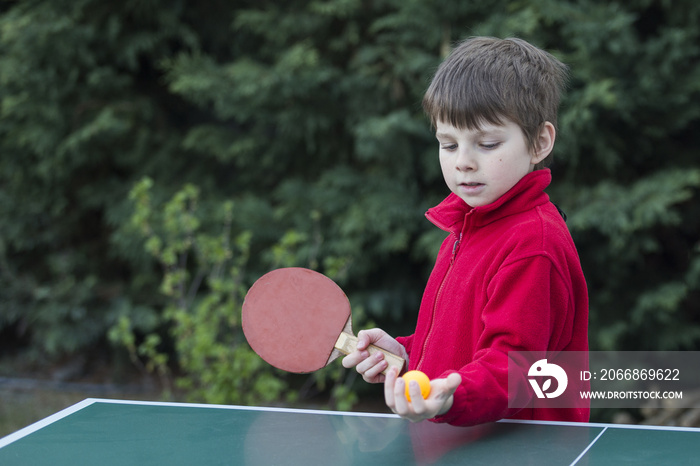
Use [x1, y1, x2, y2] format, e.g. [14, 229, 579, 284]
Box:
[1, 0, 699, 410]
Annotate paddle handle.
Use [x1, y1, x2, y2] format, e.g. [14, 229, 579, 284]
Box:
[335, 332, 405, 375]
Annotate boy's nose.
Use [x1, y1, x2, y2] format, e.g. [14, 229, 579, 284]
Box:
[455, 149, 476, 171]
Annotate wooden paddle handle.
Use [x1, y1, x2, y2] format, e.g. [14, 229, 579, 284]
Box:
[335, 332, 405, 375]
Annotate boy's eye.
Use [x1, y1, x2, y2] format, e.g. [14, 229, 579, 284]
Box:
[441, 143, 458, 151]
[480, 142, 501, 150]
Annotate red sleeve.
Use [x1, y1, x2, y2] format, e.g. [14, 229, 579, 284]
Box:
[395, 335, 414, 357]
[432, 254, 573, 426]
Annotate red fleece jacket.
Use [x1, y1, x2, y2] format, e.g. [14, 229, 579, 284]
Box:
[396, 169, 589, 426]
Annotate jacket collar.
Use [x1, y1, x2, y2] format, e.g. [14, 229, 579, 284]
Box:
[426, 169, 552, 234]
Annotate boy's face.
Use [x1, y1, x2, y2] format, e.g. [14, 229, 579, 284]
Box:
[435, 119, 550, 207]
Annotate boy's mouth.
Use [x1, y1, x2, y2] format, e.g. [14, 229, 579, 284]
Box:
[458, 182, 485, 194]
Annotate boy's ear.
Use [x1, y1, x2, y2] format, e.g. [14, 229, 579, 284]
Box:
[531, 121, 556, 165]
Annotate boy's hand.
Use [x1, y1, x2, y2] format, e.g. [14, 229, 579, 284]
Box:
[341, 329, 407, 383]
[385, 367, 462, 422]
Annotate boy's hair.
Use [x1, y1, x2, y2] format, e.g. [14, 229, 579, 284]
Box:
[423, 37, 569, 169]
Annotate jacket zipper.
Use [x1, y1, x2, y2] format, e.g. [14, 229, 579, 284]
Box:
[451, 232, 462, 264]
[416, 231, 462, 371]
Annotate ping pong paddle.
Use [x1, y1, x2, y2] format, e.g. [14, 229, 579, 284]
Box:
[242, 267, 405, 374]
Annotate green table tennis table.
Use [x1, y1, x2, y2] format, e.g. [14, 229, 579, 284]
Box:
[1, 398, 698, 465]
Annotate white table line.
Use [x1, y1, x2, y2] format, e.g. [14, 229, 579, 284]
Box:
[570, 426, 608, 466]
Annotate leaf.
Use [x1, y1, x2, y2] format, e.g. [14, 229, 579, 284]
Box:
[542, 378, 552, 393]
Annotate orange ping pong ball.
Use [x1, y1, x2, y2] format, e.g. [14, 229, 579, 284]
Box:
[402, 370, 431, 401]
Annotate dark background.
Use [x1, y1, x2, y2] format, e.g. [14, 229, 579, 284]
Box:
[1, 0, 699, 426]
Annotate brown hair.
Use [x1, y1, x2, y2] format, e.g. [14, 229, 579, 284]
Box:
[423, 37, 568, 168]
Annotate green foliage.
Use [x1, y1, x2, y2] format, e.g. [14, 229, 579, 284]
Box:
[113, 177, 358, 408]
[0, 0, 195, 357]
[113, 178, 287, 404]
[2, 0, 700, 410]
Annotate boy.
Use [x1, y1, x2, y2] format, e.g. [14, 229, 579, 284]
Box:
[342, 37, 589, 426]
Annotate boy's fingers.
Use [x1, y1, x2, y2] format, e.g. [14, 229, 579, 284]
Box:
[392, 376, 408, 413]
[356, 330, 370, 350]
[360, 357, 388, 381]
[354, 350, 378, 372]
[408, 380, 424, 404]
[341, 349, 369, 369]
[384, 366, 399, 408]
[341, 352, 358, 369]
[444, 373, 462, 394]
